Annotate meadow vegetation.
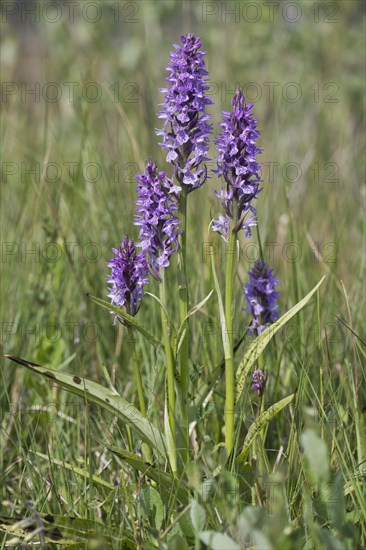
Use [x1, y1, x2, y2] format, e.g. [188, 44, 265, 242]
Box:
[0, 1, 365, 548]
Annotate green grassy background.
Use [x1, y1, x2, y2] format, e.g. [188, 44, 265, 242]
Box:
[1, 0, 365, 547]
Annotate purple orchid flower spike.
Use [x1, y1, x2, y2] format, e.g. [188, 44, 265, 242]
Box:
[252, 368, 267, 396]
[244, 260, 280, 335]
[134, 160, 181, 279]
[213, 89, 262, 240]
[157, 33, 213, 192]
[107, 236, 149, 323]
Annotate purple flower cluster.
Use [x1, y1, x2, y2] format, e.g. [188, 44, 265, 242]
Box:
[134, 161, 181, 278]
[244, 260, 280, 335]
[157, 33, 213, 192]
[107, 35, 270, 330]
[107, 236, 149, 322]
[252, 368, 267, 396]
[213, 89, 262, 240]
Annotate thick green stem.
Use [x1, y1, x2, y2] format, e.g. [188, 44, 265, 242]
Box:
[225, 227, 237, 456]
[177, 187, 189, 463]
[159, 271, 177, 476]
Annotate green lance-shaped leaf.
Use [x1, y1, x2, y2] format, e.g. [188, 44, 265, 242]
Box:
[300, 429, 330, 483]
[139, 486, 165, 531]
[237, 393, 295, 462]
[236, 276, 325, 403]
[145, 291, 177, 356]
[88, 294, 162, 349]
[4, 355, 166, 455]
[211, 254, 231, 361]
[176, 289, 214, 356]
[31, 451, 115, 490]
[190, 499, 206, 533]
[108, 446, 189, 505]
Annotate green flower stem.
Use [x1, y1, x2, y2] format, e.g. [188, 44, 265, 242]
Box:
[127, 326, 152, 464]
[225, 225, 237, 455]
[177, 186, 189, 464]
[159, 270, 177, 476]
[127, 326, 147, 418]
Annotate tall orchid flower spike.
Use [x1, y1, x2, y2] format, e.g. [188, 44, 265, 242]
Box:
[213, 89, 262, 240]
[157, 33, 213, 192]
[134, 160, 181, 279]
[107, 236, 149, 323]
